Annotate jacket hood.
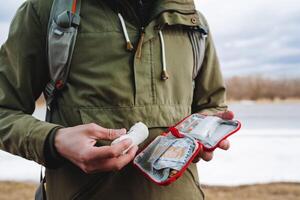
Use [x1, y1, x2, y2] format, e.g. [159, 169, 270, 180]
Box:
[154, 0, 197, 14]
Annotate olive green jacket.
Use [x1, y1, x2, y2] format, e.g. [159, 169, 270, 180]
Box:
[0, 0, 226, 199]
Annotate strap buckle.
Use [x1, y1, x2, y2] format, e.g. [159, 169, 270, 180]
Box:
[56, 10, 80, 28]
[44, 81, 56, 98]
[44, 79, 65, 110]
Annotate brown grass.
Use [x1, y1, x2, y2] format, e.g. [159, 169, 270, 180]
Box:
[36, 95, 45, 107]
[0, 182, 36, 200]
[203, 183, 300, 200]
[1, 182, 299, 200]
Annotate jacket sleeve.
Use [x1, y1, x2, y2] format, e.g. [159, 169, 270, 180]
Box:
[192, 13, 228, 115]
[0, 1, 62, 165]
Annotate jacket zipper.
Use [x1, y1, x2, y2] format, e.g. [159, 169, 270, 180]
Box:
[136, 0, 146, 59]
[136, 27, 145, 59]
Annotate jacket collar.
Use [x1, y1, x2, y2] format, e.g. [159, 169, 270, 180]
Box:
[104, 0, 198, 27]
[152, 0, 201, 28]
[153, 0, 197, 15]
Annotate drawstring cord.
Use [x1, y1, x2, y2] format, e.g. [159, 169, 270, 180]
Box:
[118, 13, 134, 51]
[117, 13, 169, 80]
[158, 30, 169, 80]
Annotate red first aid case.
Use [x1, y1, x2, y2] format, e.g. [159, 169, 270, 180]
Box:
[133, 113, 241, 186]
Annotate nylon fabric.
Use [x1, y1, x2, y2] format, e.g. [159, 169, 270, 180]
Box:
[0, 0, 226, 199]
[48, 24, 77, 81]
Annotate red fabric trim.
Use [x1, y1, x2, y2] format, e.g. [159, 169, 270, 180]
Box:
[133, 141, 203, 186]
[219, 111, 234, 120]
[72, 0, 77, 14]
[168, 127, 184, 138]
[133, 113, 242, 186]
[55, 80, 64, 89]
[170, 113, 242, 151]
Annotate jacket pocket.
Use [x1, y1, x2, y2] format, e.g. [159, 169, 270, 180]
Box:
[186, 164, 206, 199]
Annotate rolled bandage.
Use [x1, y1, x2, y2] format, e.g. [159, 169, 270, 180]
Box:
[111, 122, 149, 154]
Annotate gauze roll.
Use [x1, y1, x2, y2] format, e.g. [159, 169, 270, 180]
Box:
[111, 122, 149, 154]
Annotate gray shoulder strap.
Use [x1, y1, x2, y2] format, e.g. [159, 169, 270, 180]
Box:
[188, 26, 208, 80]
[44, 0, 81, 112]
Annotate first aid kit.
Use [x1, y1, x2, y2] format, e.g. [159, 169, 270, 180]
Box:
[133, 113, 241, 186]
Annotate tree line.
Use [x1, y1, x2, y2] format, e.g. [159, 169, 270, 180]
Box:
[225, 76, 300, 101]
[36, 76, 300, 105]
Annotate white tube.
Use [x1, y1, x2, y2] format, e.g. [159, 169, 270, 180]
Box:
[111, 122, 149, 154]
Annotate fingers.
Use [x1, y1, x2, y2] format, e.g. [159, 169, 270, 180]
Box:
[81, 145, 138, 174]
[102, 128, 127, 141]
[202, 110, 234, 120]
[218, 139, 230, 150]
[193, 150, 214, 163]
[77, 139, 135, 173]
[87, 138, 133, 160]
[193, 140, 230, 163]
[100, 145, 138, 172]
[85, 123, 126, 140]
[200, 151, 214, 162]
[192, 156, 200, 163]
[215, 110, 234, 120]
[107, 138, 133, 157]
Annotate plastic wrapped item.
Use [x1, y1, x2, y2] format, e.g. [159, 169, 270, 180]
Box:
[134, 134, 198, 184]
[133, 113, 241, 185]
[111, 122, 149, 154]
[175, 114, 239, 150]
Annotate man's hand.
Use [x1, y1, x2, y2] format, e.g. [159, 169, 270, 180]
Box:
[193, 110, 233, 163]
[193, 139, 230, 162]
[54, 123, 138, 174]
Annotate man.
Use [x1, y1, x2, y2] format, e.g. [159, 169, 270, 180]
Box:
[0, 0, 230, 199]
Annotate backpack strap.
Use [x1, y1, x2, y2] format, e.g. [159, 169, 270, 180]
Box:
[188, 25, 208, 80]
[35, 2, 82, 199]
[44, 0, 81, 121]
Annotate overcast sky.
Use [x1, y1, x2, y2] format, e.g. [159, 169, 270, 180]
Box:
[0, 0, 299, 78]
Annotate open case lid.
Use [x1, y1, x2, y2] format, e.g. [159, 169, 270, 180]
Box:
[170, 113, 241, 150]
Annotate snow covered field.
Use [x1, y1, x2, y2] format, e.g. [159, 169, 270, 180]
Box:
[0, 103, 300, 185]
[199, 129, 300, 185]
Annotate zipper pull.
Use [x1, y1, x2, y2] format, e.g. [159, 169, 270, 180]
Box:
[161, 70, 169, 80]
[127, 41, 134, 51]
[136, 27, 145, 59]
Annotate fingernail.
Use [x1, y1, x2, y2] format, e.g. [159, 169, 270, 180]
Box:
[133, 145, 139, 151]
[222, 111, 234, 120]
[130, 146, 139, 154]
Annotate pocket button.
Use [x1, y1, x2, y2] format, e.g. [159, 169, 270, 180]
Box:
[191, 17, 197, 24]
